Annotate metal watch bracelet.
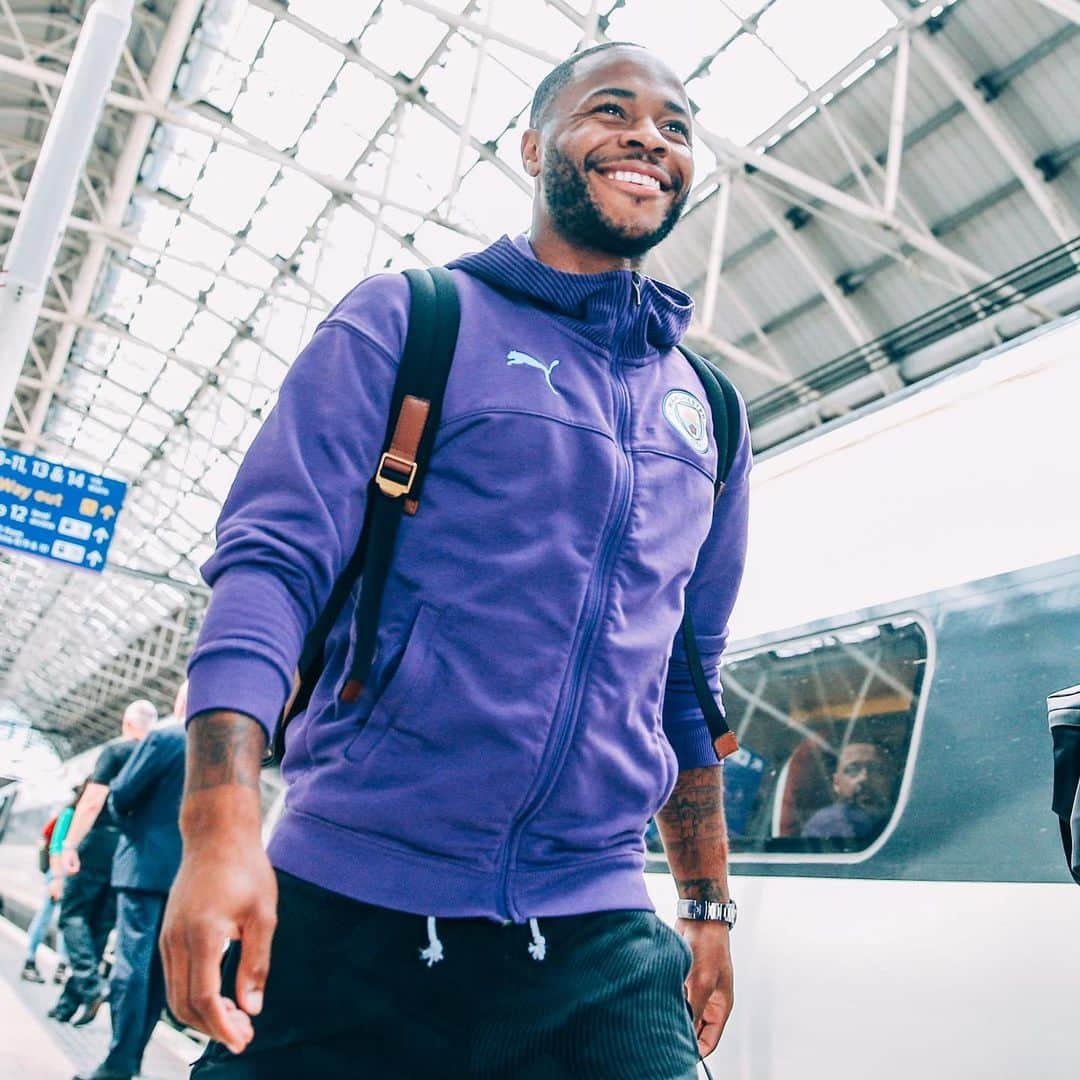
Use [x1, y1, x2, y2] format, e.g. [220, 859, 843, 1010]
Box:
[675, 898, 737, 927]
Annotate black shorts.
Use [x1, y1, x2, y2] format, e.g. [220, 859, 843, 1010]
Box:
[192, 869, 698, 1079]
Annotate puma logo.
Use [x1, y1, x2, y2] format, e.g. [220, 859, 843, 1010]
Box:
[507, 350, 561, 397]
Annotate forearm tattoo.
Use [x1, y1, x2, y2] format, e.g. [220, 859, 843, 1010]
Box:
[186, 711, 265, 794]
[657, 767, 730, 902]
[674, 878, 729, 903]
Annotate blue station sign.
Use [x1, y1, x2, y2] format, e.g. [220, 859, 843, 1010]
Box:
[0, 449, 127, 573]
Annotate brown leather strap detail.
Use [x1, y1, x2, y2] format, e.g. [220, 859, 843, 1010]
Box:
[713, 731, 739, 760]
[387, 395, 429, 474]
[340, 679, 364, 703]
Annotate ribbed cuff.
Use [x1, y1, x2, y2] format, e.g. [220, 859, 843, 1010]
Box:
[665, 721, 722, 771]
[186, 649, 292, 742]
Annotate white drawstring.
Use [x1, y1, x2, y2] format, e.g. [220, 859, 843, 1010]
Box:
[419, 914, 547, 965]
[419, 915, 444, 967]
[527, 917, 547, 962]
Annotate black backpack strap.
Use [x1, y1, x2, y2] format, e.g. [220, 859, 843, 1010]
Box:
[676, 345, 745, 760]
[677, 345, 742, 499]
[267, 267, 459, 764]
[343, 266, 459, 700]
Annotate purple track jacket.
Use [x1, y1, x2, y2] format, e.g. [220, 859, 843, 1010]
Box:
[187, 235, 751, 922]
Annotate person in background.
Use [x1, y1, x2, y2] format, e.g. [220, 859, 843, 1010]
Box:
[74, 683, 188, 1080]
[48, 699, 157, 1025]
[801, 741, 895, 842]
[20, 782, 81, 984]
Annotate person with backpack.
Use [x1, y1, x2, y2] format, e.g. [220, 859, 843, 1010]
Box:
[164, 42, 750, 1079]
[20, 783, 80, 984]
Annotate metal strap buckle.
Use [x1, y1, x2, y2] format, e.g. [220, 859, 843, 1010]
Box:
[375, 452, 417, 498]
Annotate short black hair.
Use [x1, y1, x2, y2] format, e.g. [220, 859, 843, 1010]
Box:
[529, 41, 644, 129]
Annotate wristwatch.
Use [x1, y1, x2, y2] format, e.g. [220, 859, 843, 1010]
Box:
[676, 898, 737, 928]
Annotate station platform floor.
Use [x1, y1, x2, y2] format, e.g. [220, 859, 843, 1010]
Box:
[0, 913, 199, 1078]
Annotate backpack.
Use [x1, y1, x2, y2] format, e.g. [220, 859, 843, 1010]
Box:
[268, 267, 745, 766]
[39, 813, 57, 874]
[1047, 685, 1080, 885]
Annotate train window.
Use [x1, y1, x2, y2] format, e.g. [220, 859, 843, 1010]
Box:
[647, 617, 927, 863]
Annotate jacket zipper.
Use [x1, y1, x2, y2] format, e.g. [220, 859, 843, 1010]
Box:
[497, 275, 640, 921]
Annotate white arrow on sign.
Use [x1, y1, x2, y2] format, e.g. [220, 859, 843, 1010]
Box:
[92, 527, 109, 544]
[87, 551, 103, 568]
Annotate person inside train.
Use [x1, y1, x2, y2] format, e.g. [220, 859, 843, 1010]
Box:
[801, 741, 895, 842]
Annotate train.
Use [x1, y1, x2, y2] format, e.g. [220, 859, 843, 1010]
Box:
[645, 312, 1080, 1079]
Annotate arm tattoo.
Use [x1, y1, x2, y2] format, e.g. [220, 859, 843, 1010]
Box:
[656, 767, 731, 903]
[186, 712, 265, 794]
[673, 877, 729, 904]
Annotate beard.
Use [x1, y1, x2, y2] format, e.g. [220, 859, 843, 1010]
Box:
[542, 145, 687, 261]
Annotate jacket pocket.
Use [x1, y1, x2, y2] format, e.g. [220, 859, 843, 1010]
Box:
[343, 603, 443, 766]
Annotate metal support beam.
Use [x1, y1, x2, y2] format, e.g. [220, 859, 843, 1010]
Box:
[0, 0, 134, 425]
[580, 0, 602, 46]
[445, 0, 494, 216]
[19, 0, 203, 450]
[701, 175, 732, 331]
[246, 0, 530, 196]
[683, 325, 796, 383]
[648, 246, 791, 383]
[397, 0, 560, 63]
[881, 0, 1078, 244]
[884, 29, 910, 216]
[741, 183, 870, 346]
[0, 52, 489, 241]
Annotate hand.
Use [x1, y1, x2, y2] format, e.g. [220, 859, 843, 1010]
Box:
[678, 918, 734, 1057]
[161, 838, 278, 1055]
[60, 847, 80, 876]
[48, 876, 63, 902]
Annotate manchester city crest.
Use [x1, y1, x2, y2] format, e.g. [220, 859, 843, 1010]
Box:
[662, 390, 709, 454]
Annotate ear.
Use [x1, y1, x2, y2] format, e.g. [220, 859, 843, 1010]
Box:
[521, 129, 541, 179]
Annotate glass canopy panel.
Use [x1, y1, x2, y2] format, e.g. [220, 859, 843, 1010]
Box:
[691, 32, 806, 146]
[606, 1, 743, 76]
[756, 0, 896, 90]
[359, 2, 451, 77]
[3, 0, 931, 743]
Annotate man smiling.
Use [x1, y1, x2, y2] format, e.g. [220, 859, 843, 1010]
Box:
[165, 42, 750, 1079]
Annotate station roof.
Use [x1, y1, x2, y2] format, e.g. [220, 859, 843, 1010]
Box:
[1, 0, 1078, 753]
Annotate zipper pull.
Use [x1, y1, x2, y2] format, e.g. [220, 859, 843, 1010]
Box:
[631, 272, 642, 306]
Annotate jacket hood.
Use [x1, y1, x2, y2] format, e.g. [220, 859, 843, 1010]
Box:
[449, 234, 694, 360]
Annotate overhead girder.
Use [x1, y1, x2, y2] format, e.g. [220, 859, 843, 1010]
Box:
[19, 0, 204, 450]
[0, 54, 491, 240]
[0, 0, 522, 724]
[398, 0, 561, 64]
[880, 0, 1078, 245]
[740, 183, 871, 348]
[244, 0, 531, 197]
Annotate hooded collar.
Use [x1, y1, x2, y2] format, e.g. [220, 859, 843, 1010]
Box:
[448, 234, 694, 362]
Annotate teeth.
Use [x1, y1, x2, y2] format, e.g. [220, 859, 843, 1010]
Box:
[609, 169, 661, 190]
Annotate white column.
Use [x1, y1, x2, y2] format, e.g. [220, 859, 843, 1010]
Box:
[0, 0, 134, 424]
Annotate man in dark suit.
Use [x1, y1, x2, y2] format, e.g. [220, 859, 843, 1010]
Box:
[74, 695, 187, 1080]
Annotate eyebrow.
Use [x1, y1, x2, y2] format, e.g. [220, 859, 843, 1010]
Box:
[585, 87, 690, 117]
